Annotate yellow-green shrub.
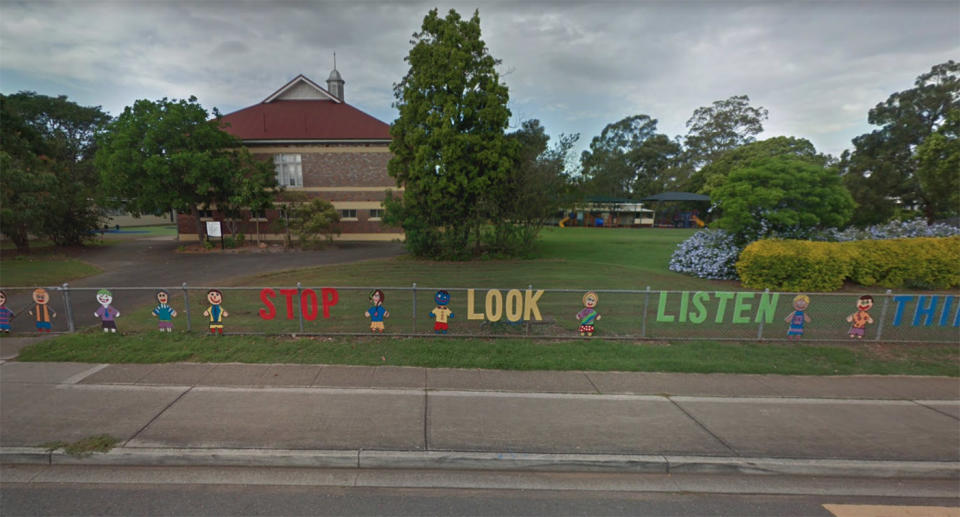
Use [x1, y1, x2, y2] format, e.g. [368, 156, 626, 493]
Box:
[845, 236, 960, 289]
[736, 240, 855, 291]
[736, 236, 960, 292]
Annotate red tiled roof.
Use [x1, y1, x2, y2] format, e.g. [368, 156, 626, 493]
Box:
[220, 100, 391, 141]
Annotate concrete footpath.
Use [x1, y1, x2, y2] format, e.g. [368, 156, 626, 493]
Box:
[1, 361, 958, 479]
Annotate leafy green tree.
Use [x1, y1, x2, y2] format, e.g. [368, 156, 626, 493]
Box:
[712, 158, 854, 244]
[488, 119, 579, 255]
[915, 109, 960, 220]
[841, 61, 959, 225]
[96, 97, 277, 237]
[0, 92, 110, 249]
[0, 97, 51, 251]
[684, 94, 769, 170]
[283, 198, 340, 249]
[388, 8, 517, 259]
[579, 115, 682, 199]
[689, 136, 830, 196]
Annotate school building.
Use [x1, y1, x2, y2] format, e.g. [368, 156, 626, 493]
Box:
[176, 67, 402, 242]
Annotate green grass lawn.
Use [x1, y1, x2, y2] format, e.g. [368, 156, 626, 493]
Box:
[16, 332, 958, 376]
[0, 255, 102, 287]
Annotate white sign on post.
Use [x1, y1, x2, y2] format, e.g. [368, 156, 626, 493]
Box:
[206, 221, 222, 238]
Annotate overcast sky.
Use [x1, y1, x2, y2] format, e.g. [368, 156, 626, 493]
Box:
[2, 0, 957, 160]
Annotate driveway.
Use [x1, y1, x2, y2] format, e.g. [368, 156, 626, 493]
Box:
[0, 236, 406, 357]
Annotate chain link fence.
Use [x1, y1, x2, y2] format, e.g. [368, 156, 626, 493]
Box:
[0, 284, 957, 343]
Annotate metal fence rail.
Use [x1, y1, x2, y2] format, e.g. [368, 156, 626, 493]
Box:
[0, 283, 957, 344]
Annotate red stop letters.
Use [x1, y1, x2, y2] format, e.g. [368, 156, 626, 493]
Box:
[258, 288, 338, 321]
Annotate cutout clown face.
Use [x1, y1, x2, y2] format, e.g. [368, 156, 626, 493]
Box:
[207, 290, 223, 305]
[33, 288, 50, 305]
[157, 291, 169, 304]
[434, 290, 451, 306]
[856, 296, 874, 312]
[97, 289, 113, 307]
[0, 291, 6, 307]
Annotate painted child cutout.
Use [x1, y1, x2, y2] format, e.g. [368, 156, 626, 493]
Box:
[0, 291, 13, 333]
[152, 289, 178, 332]
[430, 290, 454, 334]
[577, 291, 601, 336]
[364, 289, 389, 333]
[28, 288, 56, 332]
[94, 288, 120, 333]
[202, 289, 228, 335]
[784, 294, 811, 340]
[846, 295, 874, 339]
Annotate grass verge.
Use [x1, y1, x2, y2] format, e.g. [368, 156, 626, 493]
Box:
[15, 332, 959, 376]
[39, 435, 121, 457]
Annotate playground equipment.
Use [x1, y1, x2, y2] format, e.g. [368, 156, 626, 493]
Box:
[558, 216, 571, 228]
[692, 214, 706, 228]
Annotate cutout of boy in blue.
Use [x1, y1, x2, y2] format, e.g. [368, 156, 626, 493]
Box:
[784, 294, 811, 340]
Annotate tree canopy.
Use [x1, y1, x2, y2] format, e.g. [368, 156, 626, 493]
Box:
[579, 114, 682, 199]
[0, 92, 110, 250]
[689, 136, 830, 196]
[95, 96, 276, 236]
[712, 157, 854, 244]
[387, 8, 517, 259]
[841, 60, 959, 225]
[683, 94, 769, 170]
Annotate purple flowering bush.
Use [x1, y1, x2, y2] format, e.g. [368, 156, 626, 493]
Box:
[668, 229, 741, 280]
[815, 218, 960, 242]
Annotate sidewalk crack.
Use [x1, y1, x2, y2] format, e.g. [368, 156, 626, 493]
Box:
[912, 400, 960, 421]
[123, 386, 193, 447]
[583, 372, 601, 394]
[667, 397, 740, 456]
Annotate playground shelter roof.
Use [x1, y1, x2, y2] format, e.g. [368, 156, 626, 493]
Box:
[641, 191, 710, 202]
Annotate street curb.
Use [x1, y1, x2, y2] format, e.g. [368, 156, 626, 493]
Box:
[3, 447, 957, 479]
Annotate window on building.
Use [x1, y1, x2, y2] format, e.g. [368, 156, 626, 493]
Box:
[339, 209, 357, 220]
[368, 209, 385, 220]
[273, 154, 303, 187]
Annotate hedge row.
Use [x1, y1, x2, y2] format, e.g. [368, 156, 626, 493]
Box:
[736, 236, 960, 292]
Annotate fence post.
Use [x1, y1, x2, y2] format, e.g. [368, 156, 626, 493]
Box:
[756, 289, 768, 341]
[875, 289, 892, 341]
[182, 282, 192, 332]
[412, 283, 417, 333]
[61, 283, 75, 332]
[525, 284, 532, 336]
[296, 282, 304, 333]
[642, 286, 650, 338]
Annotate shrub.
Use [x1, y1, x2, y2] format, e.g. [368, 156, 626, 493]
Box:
[737, 236, 960, 291]
[846, 236, 960, 289]
[668, 229, 741, 280]
[737, 240, 854, 291]
[815, 218, 960, 242]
